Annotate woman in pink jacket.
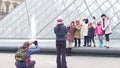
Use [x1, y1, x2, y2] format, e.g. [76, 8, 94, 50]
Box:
[95, 21, 104, 47]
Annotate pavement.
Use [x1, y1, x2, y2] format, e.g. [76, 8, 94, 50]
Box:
[1, 52, 120, 68]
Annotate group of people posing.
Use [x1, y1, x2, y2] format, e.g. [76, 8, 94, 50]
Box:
[66, 14, 112, 55]
[54, 14, 112, 68]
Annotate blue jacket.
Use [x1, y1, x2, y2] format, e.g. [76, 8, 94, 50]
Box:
[54, 23, 67, 41]
[16, 44, 40, 68]
[88, 26, 95, 37]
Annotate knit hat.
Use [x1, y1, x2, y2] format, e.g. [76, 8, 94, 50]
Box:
[97, 21, 101, 25]
[57, 19, 63, 24]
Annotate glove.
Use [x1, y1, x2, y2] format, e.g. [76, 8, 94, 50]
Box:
[33, 41, 38, 45]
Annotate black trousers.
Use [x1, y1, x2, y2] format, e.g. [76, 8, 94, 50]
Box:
[56, 41, 67, 68]
[83, 36, 89, 46]
[74, 38, 81, 47]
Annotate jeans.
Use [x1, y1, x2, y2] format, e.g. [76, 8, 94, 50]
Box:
[15, 60, 35, 68]
[105, 34, 110, 41]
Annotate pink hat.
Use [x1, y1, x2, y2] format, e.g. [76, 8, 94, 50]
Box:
[76, 20, 80, 24]
[97, 21, 101, 25]
[57, 19, 63, 24]
[89, 22, 93, 25]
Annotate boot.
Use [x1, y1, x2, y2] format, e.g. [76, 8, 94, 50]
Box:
[78, 39, 81, 47]
[66, 48, 68, 55]
[106, 41, 109, 48]
[74, 44, 77, 47]
[74, 38, 77, 47]
[68, 48, 72, 56]
[78, 44, 80, 47]
[104, 41, 107, 47]
[88, 42, 91, 47]
[99, 41, 102, 47]
[93, 42, 96, 47]
[69, 48, 72, 55]
[101, 41, 103, 46]
[99, 42, 102, 47]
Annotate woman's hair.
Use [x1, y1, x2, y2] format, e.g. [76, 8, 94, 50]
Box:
[21, 41, 30, 49]
[85, 19, 89, 24]
[71, 21, 75, 24]
[71, 21, 75, 25]
[57, 24, 62, 31]
[101, 14, 106, 17]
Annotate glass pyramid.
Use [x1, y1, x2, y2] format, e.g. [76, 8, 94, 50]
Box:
[0, 0, 120, 39]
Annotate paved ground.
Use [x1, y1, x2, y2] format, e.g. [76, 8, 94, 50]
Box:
[1, 53, 120, 68]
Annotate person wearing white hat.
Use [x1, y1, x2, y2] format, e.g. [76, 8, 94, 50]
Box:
[54, 18, 68, 68]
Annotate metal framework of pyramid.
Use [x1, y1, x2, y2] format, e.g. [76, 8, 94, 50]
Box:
[0, 0, 120, 39]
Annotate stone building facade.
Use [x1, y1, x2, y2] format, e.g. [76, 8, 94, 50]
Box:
[0, 0, 23, 20]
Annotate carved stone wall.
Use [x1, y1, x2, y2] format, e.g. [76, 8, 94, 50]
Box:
[0, 0, 23, 20]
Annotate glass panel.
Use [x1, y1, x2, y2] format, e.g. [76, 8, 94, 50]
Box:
[0, 0, 120, 39]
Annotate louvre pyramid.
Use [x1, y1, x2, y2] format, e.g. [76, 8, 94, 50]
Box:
[0, 0, 120, 39]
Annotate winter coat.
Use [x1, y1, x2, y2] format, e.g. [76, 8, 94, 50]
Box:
[95, 25, 104, 35]
[74, 24, 82, 39]
[66, 26, 75, 42]
[54, 23, 67, 41]
[88, 26, 95, 37]
[83, 24, 88, 36]
[100, 18, 112, 34]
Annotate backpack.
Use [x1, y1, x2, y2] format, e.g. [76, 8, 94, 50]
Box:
[15, 48, 27, 62]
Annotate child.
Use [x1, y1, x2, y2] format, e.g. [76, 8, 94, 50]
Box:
[88, 22, 96, 47]
[74, 20, 82, 47]
[82, 18, 89, 47]
[66, 21, 75, 56]
[95, 21, 104, 47]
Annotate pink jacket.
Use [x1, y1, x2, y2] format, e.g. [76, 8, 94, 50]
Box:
[95, 25, 103, 35]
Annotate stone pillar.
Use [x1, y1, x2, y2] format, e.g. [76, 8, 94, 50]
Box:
[1, 2, 6, 13]
[9, 3, 14, 12]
